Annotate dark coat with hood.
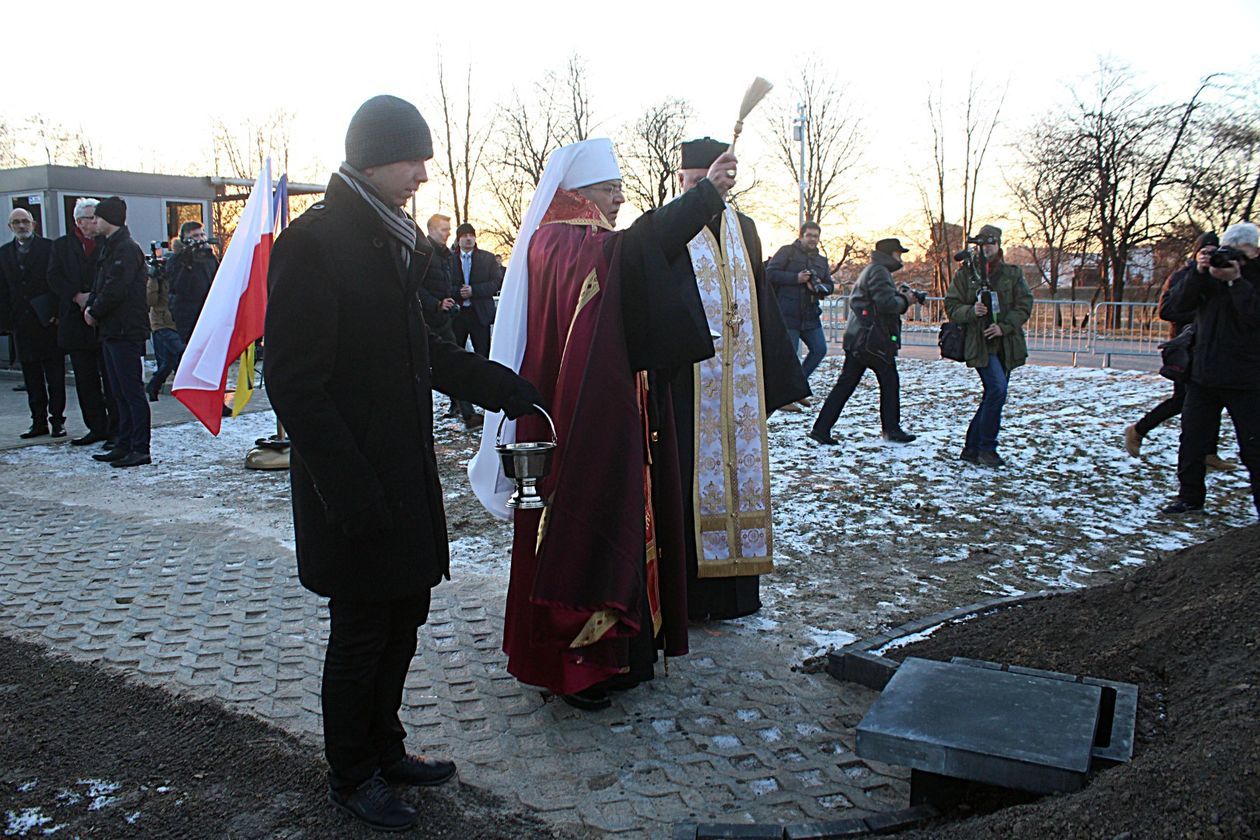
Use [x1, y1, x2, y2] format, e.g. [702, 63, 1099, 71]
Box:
[767, 239, 834, 331]
[264, 176, 532, 602]
[843, 250, 910, 354]
[47, 231, 101, 351]
[1160, 254, 1260, 390]
[0, 234, 59, 361]
[88, 225, 150, 343]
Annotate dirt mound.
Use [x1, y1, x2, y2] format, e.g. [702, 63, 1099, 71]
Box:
[892, 524, 1260, 838]
[0, 638, 565, 839]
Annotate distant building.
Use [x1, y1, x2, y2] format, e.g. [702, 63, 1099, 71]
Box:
[0, 165, 216, 251]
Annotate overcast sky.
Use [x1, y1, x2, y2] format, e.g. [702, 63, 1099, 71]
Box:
[10, 0, 1258, 251]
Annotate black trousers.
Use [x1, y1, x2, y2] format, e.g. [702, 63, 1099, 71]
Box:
[323, 592, 431, 789]
[452, 310, 491, 358]
[1177, 383, 1260, 514]
[19, 354, 66, 427]
[813, 350, 901, 435]
[100, 339, 150, 455]
[68, 348, 114, 436]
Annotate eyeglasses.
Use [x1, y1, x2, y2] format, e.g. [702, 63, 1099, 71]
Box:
[585, 182, 624, 198]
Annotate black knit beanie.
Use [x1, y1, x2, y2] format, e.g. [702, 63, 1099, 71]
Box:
[1194, 231, 1219, 251]
[345, 95, 433, 170]
[96, 196, 126, 226]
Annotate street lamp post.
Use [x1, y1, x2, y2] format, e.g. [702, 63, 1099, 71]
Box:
[792, 102, 808, 231]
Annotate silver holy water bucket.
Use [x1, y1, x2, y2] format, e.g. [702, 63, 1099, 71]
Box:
[496, 406, 557, 510]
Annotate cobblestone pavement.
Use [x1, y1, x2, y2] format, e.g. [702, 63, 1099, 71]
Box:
[0, 479, 908, 837]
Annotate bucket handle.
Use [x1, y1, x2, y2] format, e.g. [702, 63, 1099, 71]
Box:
[495, 404, 556, 447]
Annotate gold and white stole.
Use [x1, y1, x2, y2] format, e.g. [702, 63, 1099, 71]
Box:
[687, 207, 774, 579]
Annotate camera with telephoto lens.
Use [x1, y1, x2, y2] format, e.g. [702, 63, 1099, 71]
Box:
[145, 241, 167, 277]
[1209, 246, 1245, 269]
[899, 283, 927, 305]
[967, 230, 1000, 247]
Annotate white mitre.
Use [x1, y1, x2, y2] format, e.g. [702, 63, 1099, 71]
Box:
[468, 138, 622, 520]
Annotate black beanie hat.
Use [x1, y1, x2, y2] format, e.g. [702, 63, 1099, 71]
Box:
[96, 196, 126, 226]
[1194, 231, 1219, 251]
[345, 95, 433, 170]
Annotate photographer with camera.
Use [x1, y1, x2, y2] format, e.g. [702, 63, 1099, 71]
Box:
[166, 221, 218, 344]
[944, 224, 1033, 468]
[1158, 222, 1260, 516]
[768, 221, 834, 404]
[808, 238, 918, 446]
[143, 240, 183, 401]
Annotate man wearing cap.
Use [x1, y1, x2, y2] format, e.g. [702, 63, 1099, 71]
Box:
[469, 138, 738, 711]
[84, 197, 151, 467]
[671, 137, 807, 622]
[47, 198, 114, 446]
[944, 224, 1033, 468]
[450, 222, 501, 360]
[810, 237, 919, 447]
[0, 208, 62, 439]
[264, 94, 544, 833]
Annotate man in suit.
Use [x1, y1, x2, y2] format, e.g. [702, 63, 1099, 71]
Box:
[450, 223, 501, 357]
[0, 208, 63, 439]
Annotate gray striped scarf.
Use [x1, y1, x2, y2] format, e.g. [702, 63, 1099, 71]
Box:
[336, 163, 417, 268]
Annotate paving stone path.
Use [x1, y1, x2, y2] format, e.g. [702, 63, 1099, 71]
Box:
[0, 486, 909, 837]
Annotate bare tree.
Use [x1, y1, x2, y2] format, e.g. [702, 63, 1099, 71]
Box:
[1063, 61, 1214, 317]
[483, 54, 595, 249]
[1007, 118, 1091, 303]
[1177, 79, 1260, 233]
[212, 110, 295, 179]
[617, 97, 692, 211]
[766, 63, 864, 230]
[0, 119, 27, 167]
[915, 76, 1007, 296]
[432, 59, 490, 225]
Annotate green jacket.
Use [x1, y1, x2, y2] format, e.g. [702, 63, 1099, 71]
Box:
[944, 262, 1033, 369]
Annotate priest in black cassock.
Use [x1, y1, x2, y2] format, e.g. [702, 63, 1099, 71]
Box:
[669, 137, 808, 620]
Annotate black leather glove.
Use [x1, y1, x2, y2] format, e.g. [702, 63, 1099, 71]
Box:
[502, 378, 547, 420]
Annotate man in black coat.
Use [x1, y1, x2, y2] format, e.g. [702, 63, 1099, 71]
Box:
[0, 208, 64, 439]
[767, 221, 834, 388]
[668, 137, 809, 621]
[166, 221, 219, 343]
[423, 214, 480, 428]
[809, 238, 918, 446]
[85, 197, 151, 467]
[1160, 221, 1260, 516]
[47, 198, 114, 445]
[263, 95, 542, 833]
[449, 222, 501, 357]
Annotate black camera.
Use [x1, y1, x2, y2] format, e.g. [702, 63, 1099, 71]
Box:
[899, 283, 927, 305]
[1209, 246, 1245, 269]
[967, 231, 1000, 247]
[145, 241, 167, 277]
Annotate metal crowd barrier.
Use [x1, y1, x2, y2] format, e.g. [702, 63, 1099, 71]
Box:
[819, 296, 1163, 365]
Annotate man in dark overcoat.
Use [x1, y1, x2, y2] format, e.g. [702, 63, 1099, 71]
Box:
[47, 198, 114, 445]
[263, 94, 542, 833]
[0, 208, 63, 438]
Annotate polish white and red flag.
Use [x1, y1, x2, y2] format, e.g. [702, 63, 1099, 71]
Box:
[173, 159, 273, 434]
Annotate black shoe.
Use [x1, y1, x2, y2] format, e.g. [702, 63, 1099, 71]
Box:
[19, 425, 50, 439]
[328, 773, 417, 833]
[93, 448, 130, 462]
[882, 428, 916, 443]
[600, 672, 642, 692]
[807, 429, 839, 446]
[978, 450, 1006, 468]
[960, 449, 980, 463]
[560, 686, 611, 711]
[1161, 497, 1204, 515]
[381, 754, 457, 787]
[50, 423, 66, 438]
[71, 431, 108, 446]
[111, 452, 152, 468]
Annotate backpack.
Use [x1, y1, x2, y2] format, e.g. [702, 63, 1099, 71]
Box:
[1158, 324, 1195, 383]
[938, 322, 966, 362]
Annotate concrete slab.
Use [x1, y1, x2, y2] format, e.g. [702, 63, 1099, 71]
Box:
[855, 657, 1102, 794]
